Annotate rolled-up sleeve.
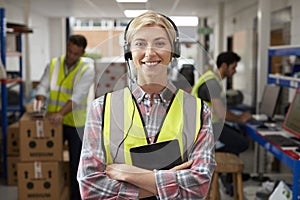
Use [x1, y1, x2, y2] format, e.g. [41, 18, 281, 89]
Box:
[35, 64, 50, 97]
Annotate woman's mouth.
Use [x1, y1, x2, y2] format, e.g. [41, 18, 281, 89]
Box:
[142, 61, 161, 66]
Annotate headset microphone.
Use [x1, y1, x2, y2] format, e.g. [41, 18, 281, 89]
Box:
[124, 40, 132, 61]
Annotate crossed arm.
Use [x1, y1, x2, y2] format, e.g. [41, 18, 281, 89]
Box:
[106, 161, 193, 198]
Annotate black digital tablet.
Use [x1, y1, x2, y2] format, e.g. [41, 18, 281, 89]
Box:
[130, 139, 183, 170]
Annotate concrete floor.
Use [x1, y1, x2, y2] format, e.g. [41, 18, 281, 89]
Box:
[0, 140, 294, 200]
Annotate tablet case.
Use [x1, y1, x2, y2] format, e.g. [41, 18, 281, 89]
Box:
[130, 139, 183, 170]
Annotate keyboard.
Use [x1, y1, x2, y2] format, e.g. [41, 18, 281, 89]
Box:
[252, 114, 268, 122]
[263, 134, 300, 147]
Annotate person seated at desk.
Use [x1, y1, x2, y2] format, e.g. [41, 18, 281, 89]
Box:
[192, 51, 252, 155]
[192, 52, 253, 195]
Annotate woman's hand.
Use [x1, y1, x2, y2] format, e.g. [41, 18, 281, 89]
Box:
[106, 163, 157, 194]
[171, 160, 193, 171]
[106, 163, 143, 181]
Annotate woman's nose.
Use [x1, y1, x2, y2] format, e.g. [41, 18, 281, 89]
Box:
[145, 46, 156, 56]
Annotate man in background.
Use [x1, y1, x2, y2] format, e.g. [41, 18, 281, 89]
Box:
[192, 51, 252, 155]
[36, 34, 94, 200]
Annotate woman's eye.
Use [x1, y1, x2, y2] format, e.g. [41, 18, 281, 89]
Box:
[155, 41, 166, 48]
[134, 41, 146, 48]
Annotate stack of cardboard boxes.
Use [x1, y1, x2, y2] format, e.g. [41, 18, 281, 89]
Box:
[7, 112, 70, 200]
[6, 122, 20, 185]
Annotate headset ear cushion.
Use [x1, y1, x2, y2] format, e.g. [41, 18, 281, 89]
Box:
[173, 41, 181, 58]
[124, 43, 132, 61]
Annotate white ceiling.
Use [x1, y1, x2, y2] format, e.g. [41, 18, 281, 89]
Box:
[5, 0, 233, 19]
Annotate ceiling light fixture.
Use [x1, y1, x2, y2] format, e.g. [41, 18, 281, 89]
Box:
[124, 10, 148, 18]
[116, 0, 148, 3]
[170, 16, 199, 26]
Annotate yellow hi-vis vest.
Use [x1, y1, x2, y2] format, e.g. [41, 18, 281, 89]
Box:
[48, 56, 90, 127]
[102, 87, 202, 165]
[191, 70, 224, 124]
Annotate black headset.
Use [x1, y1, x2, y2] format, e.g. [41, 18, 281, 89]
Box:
[123, 13, 181, 61]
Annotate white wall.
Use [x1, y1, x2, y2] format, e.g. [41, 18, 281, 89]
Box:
[223, 0, 257, 106]
[291, 0, 300, 44]
[3, 3, 25, 24]
[49, 18, 66, 59]
[2, 3, 49, 84]
[2, 3, 65, 86]
[28, 13, 50, 81]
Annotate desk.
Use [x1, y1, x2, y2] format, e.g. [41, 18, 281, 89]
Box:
[241, 123, 300, 200]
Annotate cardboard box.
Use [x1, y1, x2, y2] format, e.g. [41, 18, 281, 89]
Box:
[19, 113, 63, 161]
[60, 186, 70, 200]
[17, 161, 65, 200]
[7, 156, 19, 185]
[63, 161, 70, 187]
[7, 122, 19, 156]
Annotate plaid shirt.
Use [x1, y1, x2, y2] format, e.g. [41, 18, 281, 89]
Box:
[78, 83, 216, 200]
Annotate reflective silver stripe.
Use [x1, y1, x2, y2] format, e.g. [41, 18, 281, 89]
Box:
[72, 63, 85, 86]
[50, 57, 62, 91]
[109, 89, 125, 163]
[48, 99, 65, 107]
[58, 86, 72, 94]
[182, 92, 198, 157]
[50, 85, 72, 94]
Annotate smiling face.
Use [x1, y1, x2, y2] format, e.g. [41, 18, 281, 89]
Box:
[131, 25, 172, 86]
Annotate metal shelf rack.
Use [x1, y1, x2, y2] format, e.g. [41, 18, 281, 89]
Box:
[268, 45, 300, 89]
[0, 8, 32, 183]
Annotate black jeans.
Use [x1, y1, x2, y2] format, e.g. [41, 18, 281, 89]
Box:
[215, 123, 249, 155]
[63, 125, 83, 200]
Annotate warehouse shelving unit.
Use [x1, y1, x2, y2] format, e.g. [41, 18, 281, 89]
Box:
[241, 45, 300, 200]
[252, 45, 300, 199]
[268, 45, 300, 89]
[0, 8, 32, 183]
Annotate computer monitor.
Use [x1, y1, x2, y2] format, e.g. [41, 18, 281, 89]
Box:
[283, 89, 300, 139]
[258, 84, 281, 120]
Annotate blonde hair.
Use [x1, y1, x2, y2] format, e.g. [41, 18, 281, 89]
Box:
[125, 10, 176, 52]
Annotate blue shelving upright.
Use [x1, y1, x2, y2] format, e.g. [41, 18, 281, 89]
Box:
[0, 8, 28, 183]
[0, 7, 8, 183]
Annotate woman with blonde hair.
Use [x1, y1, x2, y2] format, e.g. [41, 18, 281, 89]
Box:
[77, 10, 216, 199]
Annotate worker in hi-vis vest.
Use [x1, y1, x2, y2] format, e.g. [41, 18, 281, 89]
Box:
[36, 34, 94, 200]
[192, 51, 252, 155]
[77, 11, 216, 200]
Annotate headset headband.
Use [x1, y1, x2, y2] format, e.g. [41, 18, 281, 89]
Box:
[123, 13, 181, 61]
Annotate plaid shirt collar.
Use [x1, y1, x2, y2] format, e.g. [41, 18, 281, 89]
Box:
[131, 82, 177, 104]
